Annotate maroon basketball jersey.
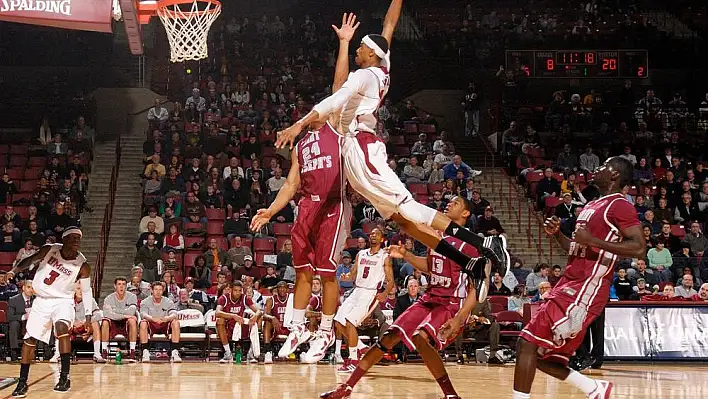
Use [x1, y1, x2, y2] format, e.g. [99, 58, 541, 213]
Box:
[426, 235, 479, 298]
[217, 294, 254, 316]
[271, 294, 289, 323]
[555, 193, 640, 302]
[296, 122, 344, 201]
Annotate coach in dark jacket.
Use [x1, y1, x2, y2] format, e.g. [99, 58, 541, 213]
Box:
[394, 278, 421, 320]
[8, 281, 34, 359]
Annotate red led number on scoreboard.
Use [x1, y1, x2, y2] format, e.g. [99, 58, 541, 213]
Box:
[586, 52, 594, 64]
[637, 66, 645, 77]
[602, 58, 617, 70]
[43, 270, 60, 286]
[546, 59, 554, 71]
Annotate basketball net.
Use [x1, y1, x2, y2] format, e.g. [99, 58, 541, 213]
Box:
[156, 0, 221, 63]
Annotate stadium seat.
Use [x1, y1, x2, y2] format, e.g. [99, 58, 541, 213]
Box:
[18, 180, 37, 193]
[419, 124, 436, 133]
[183, 222, 203, 231]
[390, 135, 405, 145]
[13, 206, 28, 219]
[9, 145, 28, 155]
[273, 223, 293, 236]
[671, 225, 686, 239]
[0, 145, 8, 154]
[27, 157, 46, 167]
[253, 237, 276, 252]
[488, 296, 509, 311]
[206, 221, 222, 236]
[184, 236, 204, 251]
[404, 123, 418, 133]
[9, 157, 25, 167]
[428, 183, 443, 194]
[254, 252, 275, 267]
[183, 253, 200, 269]
[6, 168, 23, 181]
[394, 146, 411, 157]
[407, 183, 428, 196]
[205, 208, 225, 221]
[0, 252, 16, 268]
[490, 302, 504, 314]
[345, 238, 359, 248]
[496, 311, 524, 339]
[0, 301, 7, 313]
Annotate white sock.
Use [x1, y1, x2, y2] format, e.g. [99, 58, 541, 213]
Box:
[566, 370, 598, 395]
[357, 339, 367, 349]
[292, 308, 306, 325]
[93, 341, 101, 356]
[335, 339, 343, 356]
[101, 342, 108, 351]
[320, 314, 334, 331]
[223, 344, 232, 354]
[129, 342, 136, 351]
[512, 391, 530, 399]
[349, 347, 358, 360]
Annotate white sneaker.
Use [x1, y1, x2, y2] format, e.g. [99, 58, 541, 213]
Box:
[587, 380, 613, 399]
[93, 353, 107, 364]
[219, 352, 233, 363]
[141, 349, 151, 363]
[301, 329, 335, 364]
[49, 351, 60, 363]
[278, 323, 312, 358]
[170, 349, 182, 363]
[334, 353, 345, 364]
[264, 352, 273, 364]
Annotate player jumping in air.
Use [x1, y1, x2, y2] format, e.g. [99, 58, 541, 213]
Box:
[9, 227, 94, 397]
[334, 228, 394, 372]
[275, 0, 509, 304]
[321, 196, 488, 399]
[512, 157, 645, 399]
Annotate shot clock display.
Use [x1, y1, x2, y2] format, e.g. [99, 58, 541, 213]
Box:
[505, 50, 648, 78]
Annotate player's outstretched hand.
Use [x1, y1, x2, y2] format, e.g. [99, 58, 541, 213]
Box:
[275, 123, 304, 149]
[438, 316, 462, 342]
[332, 13, 360, 43]
[543, 216, 561, 236]
[573, 226, 594, 246]
[250, 209, 273, 232]
[386, 242, 408, 259]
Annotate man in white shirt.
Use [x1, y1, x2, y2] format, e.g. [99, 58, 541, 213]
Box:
[267, 167, 286, 202]
[619, 146, 637, 165]
[222, 157, 244, 180]
[147, 99, 169, 131]
[185, 88, 206, 112]
[579, 146, 600, 174]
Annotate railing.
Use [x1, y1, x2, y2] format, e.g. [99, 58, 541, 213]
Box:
[91, 132, 122, 298]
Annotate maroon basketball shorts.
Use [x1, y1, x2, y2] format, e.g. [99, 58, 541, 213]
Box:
[520, 288, 605, 366]
[390, 296, 463, 351]
[103, 319, 129, 339]
[145, 320, 171, 337]
[292, 197, 351, 277]
[220, 318, 250, 341]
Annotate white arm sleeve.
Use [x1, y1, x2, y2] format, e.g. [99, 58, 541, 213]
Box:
[79, 278, 94, 317]
[312, 70, 370, 116]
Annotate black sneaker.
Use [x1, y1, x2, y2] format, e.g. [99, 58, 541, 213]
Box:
[482, 236, 510, 278]
[54, 375, 71, 393]
[464, 257, 491, 301]
[570, 356, 596, 372]
[12, 379, 28, 398]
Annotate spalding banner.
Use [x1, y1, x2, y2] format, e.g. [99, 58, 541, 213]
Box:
[0, 0, 113, 32]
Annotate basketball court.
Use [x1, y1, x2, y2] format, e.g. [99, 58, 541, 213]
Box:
[0, 362, 701, 398]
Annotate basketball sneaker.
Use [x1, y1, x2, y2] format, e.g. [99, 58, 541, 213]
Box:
[482, 235, 510, 279]
[219, 352, 233, 363]
[278, 322, 312, 359]
[127, 349, 137, 363]
[170, 349, 182, 363]
[358, 345, 370, 360]
[93, 353, 107, 364]
[141, 349, 151, 363]
[588, 380, 613, 399]
[301, 329, 335, 363]
[53, 375, 70, 393]
[264, 352, 273, 364]
[49, 351, 60, 363]
[336, 358, 359, 373]
[334, 353, 345, 364]
[320, 384, 353, 399]
[464, 256, 492, 301]
[11, 379, 28, 398]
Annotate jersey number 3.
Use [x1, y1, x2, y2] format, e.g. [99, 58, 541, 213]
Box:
[43, 270, 60, 286]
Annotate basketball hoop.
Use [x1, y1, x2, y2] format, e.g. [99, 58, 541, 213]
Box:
[155, 0, 221, 63]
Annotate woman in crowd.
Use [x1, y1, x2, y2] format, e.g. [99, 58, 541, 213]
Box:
[189, 255, 211, 289]
[277, 239, 294, 280]
[162, 271, 180, 302]
[163, 224, 184, 252]
[144, 170, 162, 196]
[633, 157, 653, 186]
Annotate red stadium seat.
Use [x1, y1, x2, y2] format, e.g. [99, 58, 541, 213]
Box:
[254, 252, 276, 267]
[183, 222, 203, 231]
[345, 238, 359, 248]
[13, 206, 28, 219]
[490, 302, 504, 314]
[394, 146, 411, 157]
[206, 221, 222, 236]
[496, 311, 524, 338]
[0, 145, 8, 154]
[10, 193, 32, 203]
[390, 135, 405, 145]
[405, 134, 419, 145]
[18, 180, 37, 193]
[183, 253, 200, 269]
[526, 171, 544, 184]
[407, 183, 428, 196]
[419, 124, 436, 133]
[207, 235, 228, 250]
[9, 145, 28, 155]
[417, 196, 429, 205]
[263, 147, 276, 157]
[27, 157, 46, 168]
[488, 296, 509, 311]
[273, 223, 293, 236]
[404, 123, 418, 133]
[671, 225, 686, 239]
[205, 208, 225, 221]
[9, 157, 26, 167]
[0, 252, 16, 267]
[253, 237, 276, 252]
[428, 183, 443, 194]
[6, 168, 23, 181]
[184, 236, 204, 251]
[0, 301, 7, 313]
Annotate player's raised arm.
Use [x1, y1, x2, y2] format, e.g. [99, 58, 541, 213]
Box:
[8, 245, 51, 278]
[250, 149, 301, 232]
[381, 0, 403, 46]
[386, 241, 429, 273]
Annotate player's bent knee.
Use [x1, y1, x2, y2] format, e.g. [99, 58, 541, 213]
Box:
[55, 320, 71, 335]
[398, 199, 437, 226]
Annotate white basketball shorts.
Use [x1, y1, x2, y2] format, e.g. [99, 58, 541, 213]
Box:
[334, 287, 379, 327]
[25, 296, 75, 344]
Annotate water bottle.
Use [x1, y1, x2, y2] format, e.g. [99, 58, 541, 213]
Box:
[115, 350, 122, 365]
[234, 347, 242, 364]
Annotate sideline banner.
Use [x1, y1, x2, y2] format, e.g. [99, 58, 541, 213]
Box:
[604, 306, 708, 359]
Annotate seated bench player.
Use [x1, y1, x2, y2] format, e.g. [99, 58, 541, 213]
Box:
[50, 285, 102, 363]
[139, 282, 181, 363]
[101, 276, 139, 362]
[263, 281, 291, 364]
[215, 281, 262, 363]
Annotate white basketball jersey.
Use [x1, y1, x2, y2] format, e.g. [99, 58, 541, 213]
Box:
[340, 67, 390, 135]
[33, 244, 85, 299]
[355, 248, 388, 290]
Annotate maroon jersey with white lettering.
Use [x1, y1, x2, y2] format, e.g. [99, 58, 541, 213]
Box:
[270, 294, 289, 323]
[425, 235, 479, 299]
[217, 294, 253, 317]
[296, 122, 344, 200]
[553, 193, 640, 303]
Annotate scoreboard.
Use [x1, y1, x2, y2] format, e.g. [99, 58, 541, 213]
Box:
[505, 50, 649, 78]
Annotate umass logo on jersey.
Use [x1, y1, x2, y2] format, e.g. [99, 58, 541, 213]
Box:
[46, 256, 74, 276]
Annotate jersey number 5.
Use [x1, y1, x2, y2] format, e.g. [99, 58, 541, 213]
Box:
[43, 270, 60, 286]
[362, 266, 370, 279]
